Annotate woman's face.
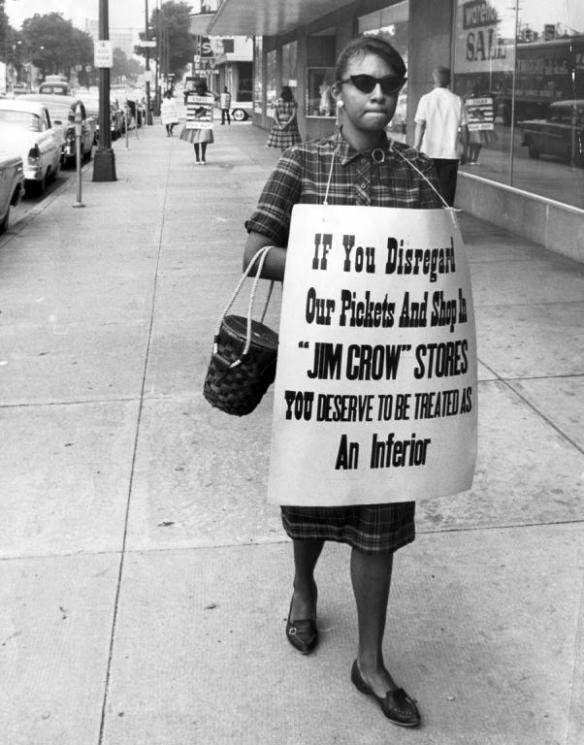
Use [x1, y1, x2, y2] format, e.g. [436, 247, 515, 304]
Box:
[337, 52, 401, 138]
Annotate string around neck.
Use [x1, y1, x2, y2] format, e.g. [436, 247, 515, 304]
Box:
[323, 146, 339, 207]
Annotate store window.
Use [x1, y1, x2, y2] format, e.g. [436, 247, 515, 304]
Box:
[282, 41, 298, 98]
[305, 33, 336, 119]
[359, 1, 409, 141]
[453, 0, 584, 209]
[266, 49, 278, 118]
[253, 36, 263, 115]
[306, 68, 336, 118]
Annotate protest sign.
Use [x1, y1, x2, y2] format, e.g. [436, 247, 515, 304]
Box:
[267, 206, 477, 506]
[465, 96, 495, 131]
[185, 94, 214, 129]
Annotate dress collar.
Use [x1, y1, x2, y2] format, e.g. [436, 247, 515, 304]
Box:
[333, 129, 392, 165]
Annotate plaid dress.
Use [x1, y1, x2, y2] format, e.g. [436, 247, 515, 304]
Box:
[246, 130, 443, 553]
[266, 99, 301, 150]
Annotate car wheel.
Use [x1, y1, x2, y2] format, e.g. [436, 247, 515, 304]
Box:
[232, 108, 248, 122]
[575, 137, 584, 168]
[527, 140, 540, 159]
[0, 206, 9, 234]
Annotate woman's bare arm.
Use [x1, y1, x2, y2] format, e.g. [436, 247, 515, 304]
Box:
[243, 231, 287, 281]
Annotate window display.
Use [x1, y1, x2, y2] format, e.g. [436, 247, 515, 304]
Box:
[282, 41, 298, 99]
[266, 49, 277, 119]
[453, 0, 584, 207]
[253, 36, 263, 115]
[306, 68, 336, 117]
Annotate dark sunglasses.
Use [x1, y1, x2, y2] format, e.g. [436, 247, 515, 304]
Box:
[340, 74, 406, 95]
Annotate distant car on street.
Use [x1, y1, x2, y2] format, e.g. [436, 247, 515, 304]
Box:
[0, 151, 24, 232]
[0, 99, 62, 194]
[38, 75, 72, 96]
[519, 100, 584, 166]
[10, 83, 31, 97]
[83, 94, 126, 140]
[20, 94, 97, 167]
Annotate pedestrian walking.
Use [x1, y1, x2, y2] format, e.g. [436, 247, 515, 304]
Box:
[220, 86, 232, 125]
[160, 90, 179, 136]
[414, 66, 468, 206]
[180, 79, 215, 164]
[266, 85, 301, 150]
[243, 35, 445, 730]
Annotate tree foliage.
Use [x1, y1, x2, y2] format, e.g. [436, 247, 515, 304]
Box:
[136, 1, 195, 80]
[21, 12, 93, 78]
[112, 47, 144, 85]
[0, 0, 12, 61]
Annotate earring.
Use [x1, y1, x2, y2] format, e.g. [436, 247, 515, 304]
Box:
[336, 99, 344, 108]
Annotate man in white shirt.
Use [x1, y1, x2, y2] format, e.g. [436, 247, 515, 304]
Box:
[414, 67, 468, 206]
[220, 87, 232, 125]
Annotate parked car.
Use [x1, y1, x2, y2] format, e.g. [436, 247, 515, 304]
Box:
[123, 92, 147, 128]
[519, 100, 584, 166]
[231, 100, 252, 121]
[0, 152, 24, 233]
[20, 94, 97, 167]
[11, 83, 31, 97]
[0, 99, 62, 194]
[83, 95, 126, 140]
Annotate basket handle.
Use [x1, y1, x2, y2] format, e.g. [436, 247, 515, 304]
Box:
[214, 245, 275, 366]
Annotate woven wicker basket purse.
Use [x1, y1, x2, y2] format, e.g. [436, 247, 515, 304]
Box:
[203, 245, 278, 416]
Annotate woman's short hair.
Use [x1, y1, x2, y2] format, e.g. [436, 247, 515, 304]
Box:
[334, 35, 406, 82]
[281, 85, 294, 102]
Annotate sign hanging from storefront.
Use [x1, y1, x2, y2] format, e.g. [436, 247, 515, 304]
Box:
[267, 205, 478, 507]
[455, 0, 514, 74]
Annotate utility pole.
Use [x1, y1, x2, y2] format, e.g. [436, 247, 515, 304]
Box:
[93, 0, 116, 181]
[145, 0, 153, 125]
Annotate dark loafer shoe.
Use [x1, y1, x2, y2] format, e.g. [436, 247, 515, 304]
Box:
[351, 660, 420, 727]
[286, 599, 318, 655]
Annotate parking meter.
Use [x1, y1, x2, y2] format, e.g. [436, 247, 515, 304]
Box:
[73, 101, 85, 208]
[74, 101, 83, 137]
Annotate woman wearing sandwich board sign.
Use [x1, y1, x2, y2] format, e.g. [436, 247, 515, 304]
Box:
[179, 78, 215, 164]
[243, 35, 477, 729]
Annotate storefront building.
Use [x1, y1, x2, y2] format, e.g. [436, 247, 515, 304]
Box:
[208, 0, 583, 260]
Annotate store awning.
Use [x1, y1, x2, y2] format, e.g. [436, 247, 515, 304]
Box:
[208, 0, 353, 37]
[190, 13, 215, 36]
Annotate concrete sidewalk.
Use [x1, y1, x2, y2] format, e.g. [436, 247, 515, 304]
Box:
[0, 120, 583, 745]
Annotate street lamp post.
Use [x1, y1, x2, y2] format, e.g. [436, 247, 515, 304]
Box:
[93, 0, 117, 181]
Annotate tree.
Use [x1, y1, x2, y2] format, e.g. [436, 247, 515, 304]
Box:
[0, 0, 11, 61]
[136, 1, 195, 81]
[69, 26, 94, 86]
[21, 12, 93, 79]
[111, 47, 144, 86]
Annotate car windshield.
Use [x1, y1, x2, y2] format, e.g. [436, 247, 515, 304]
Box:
[83, 98, 100, 115]
[46, 104, 74, 124]
[0, 110, 41, 131]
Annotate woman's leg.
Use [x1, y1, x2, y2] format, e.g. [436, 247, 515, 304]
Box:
[200, 142, 208, 162]
[290, 538, 323, 619]
[194, 143, 200, 162]
[351, 547, 396, 696]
